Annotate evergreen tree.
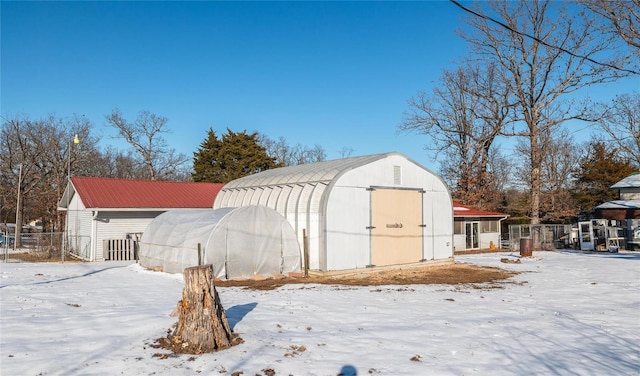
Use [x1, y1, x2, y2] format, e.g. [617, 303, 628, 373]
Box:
[572, 141, 636, 215]
[192, 129, 222, 182]
[192, 128, 279, 183]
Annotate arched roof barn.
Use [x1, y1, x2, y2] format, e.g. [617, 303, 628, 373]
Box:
[214, 152, 453, 272]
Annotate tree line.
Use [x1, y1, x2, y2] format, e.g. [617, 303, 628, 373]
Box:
[0, 110, 328, 231]
[401, 0, 639, 225]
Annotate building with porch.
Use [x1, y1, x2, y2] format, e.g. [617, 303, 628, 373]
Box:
[453, 202, 508, 252]
[593, 172, 640, 250]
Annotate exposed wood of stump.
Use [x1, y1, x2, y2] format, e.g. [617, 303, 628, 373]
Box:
[170, 264, 239, 354]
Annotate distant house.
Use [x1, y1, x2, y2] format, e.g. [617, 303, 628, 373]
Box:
[594, 172, 640, 250]
[58, 177, 223, 261]
[613, 173, 640, 199]
[453, 202, 508, 252]
[594, 173, 640, 220]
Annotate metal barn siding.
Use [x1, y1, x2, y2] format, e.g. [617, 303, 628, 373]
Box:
[214, 152, 453, 271]
[322, 155, 450, 270]
[266, 186, 280, 208]
[323, 183, 371, 269]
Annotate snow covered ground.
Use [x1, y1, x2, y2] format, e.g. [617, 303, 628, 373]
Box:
[1, 251, 639, 376]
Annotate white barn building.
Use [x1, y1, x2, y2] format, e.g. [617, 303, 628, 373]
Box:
[58, 177, 223, 261]
[213, 152, 454, 272]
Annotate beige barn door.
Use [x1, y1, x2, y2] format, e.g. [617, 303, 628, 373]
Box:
[370, 188, 423, 266]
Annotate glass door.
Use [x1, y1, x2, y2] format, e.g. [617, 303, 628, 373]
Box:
[578, 221, 594, 251]
[465, 222, 479, 249]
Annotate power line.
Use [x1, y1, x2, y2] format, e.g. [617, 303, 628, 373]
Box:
[449, 0, 639, 75]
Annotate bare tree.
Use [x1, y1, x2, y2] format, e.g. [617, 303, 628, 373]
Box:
[460, 0, 628, 223]
[0, 114, 97, 232]
[539, 128, 581, 222]
[90, 146, 143, 179]
[487, 149, 514, 194]
[401, 62, 511, 208]
[596, 92, 640, 167]
[106, 110, 189, 180]
[259, 135, 327, 166]
[579, 0, 640, 51]
[290, 143, 326, 165]
[338, 147, 354, 158]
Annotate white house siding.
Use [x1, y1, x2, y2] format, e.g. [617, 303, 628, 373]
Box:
[93, 211, 164, 261]
[453, 220, 502, 251]
[76, 210, 93, 259]
[66, 195, 93, 260]
[621, 188, 640, 200]
[481, 232, 501, 249]
[465, 231, 500, 250]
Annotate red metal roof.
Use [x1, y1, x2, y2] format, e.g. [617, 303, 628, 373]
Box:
[69, 177, 223, 209]
[453, 202, 508, 218]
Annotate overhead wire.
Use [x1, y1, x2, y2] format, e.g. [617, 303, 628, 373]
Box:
[449, 0, 639, 75]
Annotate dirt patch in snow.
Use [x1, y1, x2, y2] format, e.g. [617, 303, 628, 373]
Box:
[8, 252, 519, 290]
[214, 263, 518, 291]
[6, 252, 82, 263]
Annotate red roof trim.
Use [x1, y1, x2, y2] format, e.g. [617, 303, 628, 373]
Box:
[453, 202, 508, 218]
[69, 177, 223, 209]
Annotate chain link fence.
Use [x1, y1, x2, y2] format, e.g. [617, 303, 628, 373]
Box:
[508, 224, 576, 252]
[67, 234, 92, 261]
[2, 231, 66, 262]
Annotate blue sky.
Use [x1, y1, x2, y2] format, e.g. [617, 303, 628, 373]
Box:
[1, 1, 636, 172]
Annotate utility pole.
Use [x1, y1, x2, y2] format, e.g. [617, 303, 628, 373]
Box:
[14, 164, 22, 253]
[64, 134, 80, 262]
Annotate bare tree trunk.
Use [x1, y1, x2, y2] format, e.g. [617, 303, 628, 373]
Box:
[530, 134, 541, 225]
[170, 264, 239, 354]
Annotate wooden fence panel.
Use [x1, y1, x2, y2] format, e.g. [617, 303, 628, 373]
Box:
[103, 239, 138, 261]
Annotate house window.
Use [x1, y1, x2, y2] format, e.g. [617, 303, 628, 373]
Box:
[481, 220, 499, 233]
[454, 221, 464, 234]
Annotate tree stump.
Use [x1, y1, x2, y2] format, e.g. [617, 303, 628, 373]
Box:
[170, 264, 239, 354]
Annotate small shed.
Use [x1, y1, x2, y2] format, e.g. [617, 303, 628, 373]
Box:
[611, 173, 640, 200]
[593, 172, 640, 249]
[213, 152, 454, 272]
[595, 172, 640, 220]
[594, 200, 640, 221]
[138, 206, 301, 278]
[453, 202, 508, 251]
[58, 177, 223, 261]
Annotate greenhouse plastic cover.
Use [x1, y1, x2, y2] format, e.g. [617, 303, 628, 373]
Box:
[138, 206, 301, 279]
